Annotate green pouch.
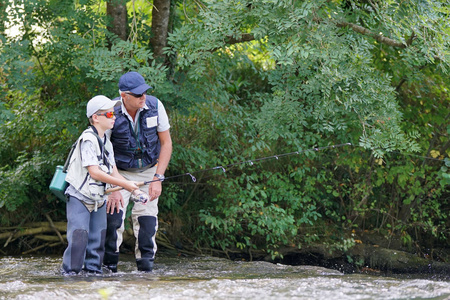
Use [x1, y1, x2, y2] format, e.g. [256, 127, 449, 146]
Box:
[49, 165, 68, 201]
[49, 142, 76, 201]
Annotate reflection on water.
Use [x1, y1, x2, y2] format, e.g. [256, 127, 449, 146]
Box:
[0, 253, 449, 300]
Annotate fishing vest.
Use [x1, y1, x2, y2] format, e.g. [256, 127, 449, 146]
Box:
[110, 95, 160, 170]
[65, 127, 114, 209]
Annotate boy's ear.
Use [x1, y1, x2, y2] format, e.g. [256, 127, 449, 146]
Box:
[91, 114, 99, 123]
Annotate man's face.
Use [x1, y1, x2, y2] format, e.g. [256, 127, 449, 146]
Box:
[122, 91, 146, 111]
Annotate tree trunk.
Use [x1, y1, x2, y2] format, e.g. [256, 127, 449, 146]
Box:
[150, 0, 171, 63]
[0, 1, 6, 37]
[106, 0, 128, 43]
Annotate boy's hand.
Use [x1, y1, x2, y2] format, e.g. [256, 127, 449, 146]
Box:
[107, 191, 124, 214]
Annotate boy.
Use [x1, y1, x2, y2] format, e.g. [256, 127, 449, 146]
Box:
[61, 95, 145, 275]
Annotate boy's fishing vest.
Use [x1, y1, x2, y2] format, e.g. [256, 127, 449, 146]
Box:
[111, 95, 160, 170]
[65, 127, 114, 209]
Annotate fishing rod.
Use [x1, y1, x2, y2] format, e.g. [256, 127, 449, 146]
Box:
[105, 143, 353, 193]
[386, 150, 448, 162]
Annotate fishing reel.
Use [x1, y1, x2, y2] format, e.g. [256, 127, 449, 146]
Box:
[131, 189, 150, 203]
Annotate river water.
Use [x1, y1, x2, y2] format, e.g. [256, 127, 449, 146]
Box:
[1, 253, 449, 300]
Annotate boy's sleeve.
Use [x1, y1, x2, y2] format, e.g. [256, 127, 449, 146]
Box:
[108, 148, 116, 167]
[80, 140, 99, 167]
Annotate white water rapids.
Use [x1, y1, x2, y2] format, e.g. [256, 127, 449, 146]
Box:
[0, 254, 449, 299]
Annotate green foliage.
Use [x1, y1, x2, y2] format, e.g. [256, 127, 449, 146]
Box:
[0, 0, 448, 258]
[440, 158, 450, 187]
[198, 170, 318, 256]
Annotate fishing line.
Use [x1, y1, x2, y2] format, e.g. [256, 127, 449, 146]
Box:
[105, 142, 447, 193]
[144, 143, 353, 185]
[157, 143, 447, 185]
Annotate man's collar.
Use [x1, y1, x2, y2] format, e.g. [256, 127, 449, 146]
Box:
[120, 97, 149, 122]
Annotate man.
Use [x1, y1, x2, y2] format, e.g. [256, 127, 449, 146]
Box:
[103, 72, 172, 272]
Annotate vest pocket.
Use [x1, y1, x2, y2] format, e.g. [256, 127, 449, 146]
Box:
[87, 164, 109, 201]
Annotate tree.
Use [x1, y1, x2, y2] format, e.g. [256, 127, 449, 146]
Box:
[106, 0, 128, 42]
[150, 0, 171, 63]
[169, 0, 449, 152]
[165, 0, 449, 254]
[0, 1, 6, 37]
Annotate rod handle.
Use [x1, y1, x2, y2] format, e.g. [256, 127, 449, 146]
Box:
[105, 181, 145, 194]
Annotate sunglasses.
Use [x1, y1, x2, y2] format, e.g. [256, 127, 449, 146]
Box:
[125, 91, 146, 98]
[96, 111, 116, 119]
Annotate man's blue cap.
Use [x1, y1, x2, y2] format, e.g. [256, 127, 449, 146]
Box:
[118, 72, 152, 94]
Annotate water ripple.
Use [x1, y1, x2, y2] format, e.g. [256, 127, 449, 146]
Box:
[0, 255, 449, 300]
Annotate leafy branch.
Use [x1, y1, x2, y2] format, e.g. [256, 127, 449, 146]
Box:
[335, 21, 415, 48]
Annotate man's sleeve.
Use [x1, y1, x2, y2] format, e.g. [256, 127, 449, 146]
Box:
[157, 100, 171, 132]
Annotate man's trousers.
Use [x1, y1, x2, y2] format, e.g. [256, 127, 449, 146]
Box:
[104, 166, 159, 272]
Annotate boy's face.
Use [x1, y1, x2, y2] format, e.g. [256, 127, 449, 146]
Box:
[94, 108, 116, 130]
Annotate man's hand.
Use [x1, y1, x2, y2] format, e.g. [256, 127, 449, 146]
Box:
[107, 191, 124, 214]
[148, 180, 162, 201]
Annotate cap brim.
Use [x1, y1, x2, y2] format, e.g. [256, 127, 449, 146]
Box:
[100, 99, 121, 112]
[130, 83, 151, 95]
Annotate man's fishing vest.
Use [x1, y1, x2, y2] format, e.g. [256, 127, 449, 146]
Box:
[111, 95, 160, 170]
[65, 127, 114, 208]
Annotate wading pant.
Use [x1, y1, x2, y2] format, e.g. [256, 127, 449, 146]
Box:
[104, 166, 158, 272]
[62, 196, 106, 274]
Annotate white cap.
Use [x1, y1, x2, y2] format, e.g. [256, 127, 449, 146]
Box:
[86, 95, 121, 118]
